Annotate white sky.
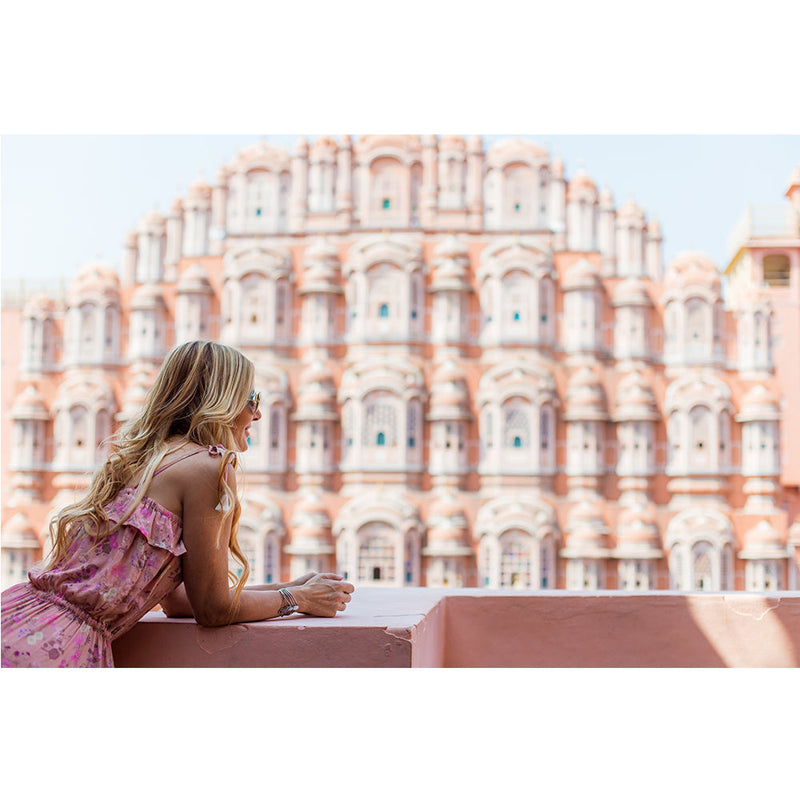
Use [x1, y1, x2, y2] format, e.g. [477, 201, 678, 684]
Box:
[1, 133, 798, 294]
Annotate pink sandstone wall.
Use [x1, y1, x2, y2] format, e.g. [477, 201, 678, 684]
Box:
[112, 588, 800, 668]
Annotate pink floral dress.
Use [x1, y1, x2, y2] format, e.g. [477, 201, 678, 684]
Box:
[1, 446, 225, 668]
[1, 490, 184, 667]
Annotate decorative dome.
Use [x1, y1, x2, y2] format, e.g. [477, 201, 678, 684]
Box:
[467, 134, 483, 153]
[486, 136, 549, 165]
[613, 370, 659, 421]
[564, 367, 608, 420]
[311, 135, 338, 154]
[429, 360, 470, 417]
[290, 492, 332, 532]
[647, 218, 662, 237]
[294, 361, 338, 421]
[562, 257, 602, 291]
[664, 251, 721, 293]
[612, 276, 653, 308]
[177, 263, 213, 294]
[67, 262, 120, 304]
[614, 504, 662, 556]
[10, 385, 49, 421]
[301, 238, 342, 292]
[423, 493, 472, 555]
[23, 293, 57, 316]
[562, 501, 609, 556]
[139, 209, 166, 233]
[215, 165, 230, 184]
[2, 512, 40, 549]
[616, 199, 645, 223]
[170, 196, 183, 213]
[439, 134, 467, 151]
[130, 283, 166, 310]
[567, 167, 597, 198]
[431, 235, 470, 290]
[598, 187, 614, 207]
[736, 384, 781, 423]
[739, 520, 786, 559]
[230, 141, 291, 173]
[118, 367, 154, 421]
[186, 178, 212, 200]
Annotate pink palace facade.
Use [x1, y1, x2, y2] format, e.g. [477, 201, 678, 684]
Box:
[3, 136, 800, 594]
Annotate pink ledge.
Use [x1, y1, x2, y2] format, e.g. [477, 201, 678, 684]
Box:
[112, 589, 800, 668]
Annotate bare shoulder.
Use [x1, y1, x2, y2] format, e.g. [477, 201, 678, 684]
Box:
[147, 445, 230, 516]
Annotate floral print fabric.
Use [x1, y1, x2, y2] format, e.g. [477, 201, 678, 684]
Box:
[1, 489, 185, 668]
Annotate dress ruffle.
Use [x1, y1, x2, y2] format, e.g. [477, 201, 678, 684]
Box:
[103, 489, 186, 556]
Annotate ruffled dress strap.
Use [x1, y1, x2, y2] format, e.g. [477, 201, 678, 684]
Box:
[154, 444, 225, 476]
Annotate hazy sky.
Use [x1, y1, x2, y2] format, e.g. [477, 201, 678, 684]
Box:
[2, 134, 798, 294]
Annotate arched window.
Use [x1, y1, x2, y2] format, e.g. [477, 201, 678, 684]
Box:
[363, 398, 398, 447]
[503, 406, 530, 450]
[379, 303, 389, 318]
[692, 542, 713, 590]
[358, 528, 396, 584]
[499, 530, 532, 589]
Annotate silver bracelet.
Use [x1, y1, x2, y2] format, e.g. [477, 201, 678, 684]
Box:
[277, 587, 299, 616]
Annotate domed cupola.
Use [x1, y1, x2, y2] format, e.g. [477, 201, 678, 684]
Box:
[612, 276, 653, 363]
[298, 238, 343, 349]
[128, 283, 168, 361]
[564, 367, 608, 488]
[562, 258, 604, 357]
[293, 360, 339, 488]
[175, 263, 215, 343]
[740, 520, 788, 590]
[427, 360, 472, 486]
[561, 499, 610, 589]
[64, 262, 121, 367]
[181, 178, 212, 258]
[117, 366, 155, 425]
[1, 512, 41, 590]
[662, 251, 724, 368]
[430, 235, 471, 349]
[21, 293, 59, 373]
[286, 491, 335, 575]
[615, 199, 647, 277]
[613, 503, 662, 589]
[422, 492, 472, 587]
[9, 385, 49, 500]
[566, 167, 598, 252]
[136, 209, 166, 282]
[736, 384, 781, 511]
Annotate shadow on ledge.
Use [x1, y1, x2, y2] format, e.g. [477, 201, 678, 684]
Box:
[112, 588, 800, 668]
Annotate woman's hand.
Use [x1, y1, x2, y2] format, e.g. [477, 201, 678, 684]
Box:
[285, 571, 345, 588]
[292, 574, 355, 618]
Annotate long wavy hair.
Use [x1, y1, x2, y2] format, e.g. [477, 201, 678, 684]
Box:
[46, 340, 253, 619]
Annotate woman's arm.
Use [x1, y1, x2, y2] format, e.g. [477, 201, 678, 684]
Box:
[160, 583, 194, 618]
[179, 462, 353, 626]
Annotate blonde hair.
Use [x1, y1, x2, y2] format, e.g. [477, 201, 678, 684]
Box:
[47, 340, 253, 620]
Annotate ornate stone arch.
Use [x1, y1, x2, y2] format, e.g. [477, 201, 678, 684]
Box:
[52, 372, 116, 469]
[477, 357, 558, 474]
[238, 492, 287, 584]
[475, 494, 559, 588]
[333, 490, 424, 586]
[665, 507, 736, 590]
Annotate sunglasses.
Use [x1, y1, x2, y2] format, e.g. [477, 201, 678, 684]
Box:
[247, 390, 261, 416]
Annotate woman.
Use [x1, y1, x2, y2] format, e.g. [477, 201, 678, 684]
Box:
[1, 340, 354, 667]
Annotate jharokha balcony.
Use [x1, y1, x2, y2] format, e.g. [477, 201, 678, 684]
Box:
[112, 587, 800, 667]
